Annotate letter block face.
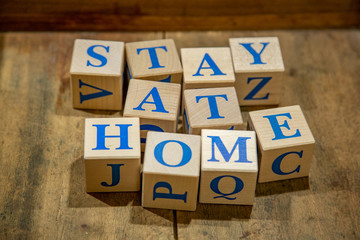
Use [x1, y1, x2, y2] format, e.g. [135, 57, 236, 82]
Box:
[183, 87, 244, 135]
[84, 117, 141, 192]
[229, 37, 285, 106]
[248, 105, 315, 183]
[181, 47, 235, 90]
[142, 132, 201, 211]
[199, 130, 258, 205]
[125, 39, 183, 84]
[123, 79, 181, 152]
[70, 39, 125, 110]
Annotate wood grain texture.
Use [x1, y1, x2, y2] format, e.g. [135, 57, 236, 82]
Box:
[142, 132, 201, 211]
[84, 117, 141, 192]
[183, 87, 244, 134]
[0, 0, 359, 30]
[167, 30, 360, 239]
[0, 30, 359, 239]
[123, 79, 181, 151]
[230, 37, 284, 105]
[199, 129, 258, 205]
[125, 39, 182, 83]
[248, 105, 315, 183]
[181, 47, 235, 90]
[70, 39, 125, 110]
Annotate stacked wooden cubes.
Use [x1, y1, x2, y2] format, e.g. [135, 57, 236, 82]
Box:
[70, 37, 315, 211]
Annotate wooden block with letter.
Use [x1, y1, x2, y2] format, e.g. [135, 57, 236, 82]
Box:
[183, 87, 244, 135]
[248, 105, 315, 183]
[70, 39, 125, 110]
[84, 117, 141, 192]
[125, 39, 182, 83]
[199, 129, 258, 205]
[142, 132, 201, 211]
[181, 47, 235, 90]
[229, 37, 285, 106]
[123, 79, 181, 151]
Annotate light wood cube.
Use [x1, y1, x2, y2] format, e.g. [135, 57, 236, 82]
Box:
[248, 105, 315, 183]
[183, 87, 244, 135]
[125, 39, 182, 83]
[199, 129, 258, 205]
[229, 37, 285, 106]
[142, 132, 201, 211]
[123, 79, 181, 151]
[181, 47, 235, 90]
[84, 117, 140, 192]
[70, 39, 125, 110]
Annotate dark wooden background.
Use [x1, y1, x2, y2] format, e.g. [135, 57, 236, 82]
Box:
[0, 0, 360, 239]
[0, 0, 359, 30]
[0, 29, 359, 239]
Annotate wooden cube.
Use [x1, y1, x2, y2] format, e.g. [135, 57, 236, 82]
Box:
[84, 117, 140, 192]
[142, 132, 201, 211]
[181, 47, 235, 90]
[248, 105, 315, 183]
[123, 79, 181, 152]
[199, 129, 258, 205]
[125, 39, 182, 83]
[183, 87, 244, 135]
[70, 39, 125, 110]
[229, 37, 285, 106]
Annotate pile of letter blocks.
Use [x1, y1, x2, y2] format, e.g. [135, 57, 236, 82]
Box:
[70, 38, 315, 211]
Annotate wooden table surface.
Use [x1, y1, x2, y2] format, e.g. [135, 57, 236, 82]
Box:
[0, 30, 359, 240]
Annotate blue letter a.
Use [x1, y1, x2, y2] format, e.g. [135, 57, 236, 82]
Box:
[79, 79, 113, 103]
[193, 53, 226, 76]
[240, 42, 269, 65]
[133, 87, 169, 113]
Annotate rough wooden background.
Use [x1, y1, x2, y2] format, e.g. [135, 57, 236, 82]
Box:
[0, 30, 359, 239]
[0, 0, 359, 30]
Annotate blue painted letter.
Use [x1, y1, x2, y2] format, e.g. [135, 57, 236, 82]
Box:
[207, 136, 251, 163]
[86, 45, 109, 67]
[263, 113, 301, 140]
[244, 77, 272, 100]
[79, 79, 113, 103]
[92, 124, 133, 150]
[272, 151, 303, 175]
[196, 94, 228, 119]
[239, 42, 269, 65]
[101, 164, 124, 187]
[137, 46, 167, 69]
[133, 87, 169, 113]
[140, 124, 164, 143]
[153, 182, 187, 202]
[154, 140, 192, 167]
[210, 175, 244, 200]
[193, 53, 226, 76]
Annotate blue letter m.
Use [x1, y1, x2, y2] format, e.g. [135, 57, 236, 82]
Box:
[207, 136, 251, 163]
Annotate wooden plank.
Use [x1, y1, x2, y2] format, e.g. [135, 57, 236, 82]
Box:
[0, 32, 176, 239]
[0, 12, 359, 31]
[0, 30, 359, 239]
[166, 30, 360, 239]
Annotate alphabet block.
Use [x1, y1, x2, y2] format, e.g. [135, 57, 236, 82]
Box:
[125, 39, 182, 83]
[199, 129, 258, 205]
[84, 117, 140, 192]
[183, 87, 244, 135]
[142, 132, 201, 211]
[229, 37, 285, 106]
[181, 47, 235, 90]
[123, 79, 181, 151]
[70, 39, 125, 110]
[248, 105, 315, 183]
